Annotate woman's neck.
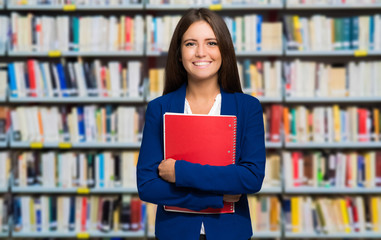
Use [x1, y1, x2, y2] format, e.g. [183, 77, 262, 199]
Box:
[185, 81, 220, 114]
[186, 80, 220, 101]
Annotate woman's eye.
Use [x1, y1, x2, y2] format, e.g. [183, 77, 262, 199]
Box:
[185, 42, 195, 47]
[208, 42, 218, 46]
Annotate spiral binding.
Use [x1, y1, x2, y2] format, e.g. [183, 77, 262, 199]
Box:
[232, 117, 237, 164]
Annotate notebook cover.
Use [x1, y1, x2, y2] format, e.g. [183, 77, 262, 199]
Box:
[163, 113, 236, 214]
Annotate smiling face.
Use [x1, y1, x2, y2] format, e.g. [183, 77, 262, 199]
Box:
[180, 20, 222, 85]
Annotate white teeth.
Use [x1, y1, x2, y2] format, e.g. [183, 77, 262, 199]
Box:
[194, 62, 210, 66]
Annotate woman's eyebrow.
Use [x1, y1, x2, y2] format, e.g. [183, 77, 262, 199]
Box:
[183, 38, 217, 42]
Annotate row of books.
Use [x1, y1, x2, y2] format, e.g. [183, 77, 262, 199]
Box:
[148, 60, 282, 99]
[284, 195, 381, 234]
[0, 17, 7, 54]
[145, 14, 282, 53]
[288, 0, 381, 5]
[239, 60, 281, 97]
[248, 195, 280, 233]
[8, 60, 143, 98]
[223, 16, 282, 52]
[10, 105, 144, 143]
[14, 151, 138, 189]
[0, 150, 281, 190]
[3, 14, 381, 54]
[9, 0, 142, 5]
[5, 59, 381, 100]
[10, 13, 144, 52]
[283, 151, 381, 189]
[282, 105, 381, 143]
[0, 197, 10, 233]
[284, 60, 381, 98]
[0, 152, 9, 188]
[13, 195, 143, 233]
[284, 14, 381, 51]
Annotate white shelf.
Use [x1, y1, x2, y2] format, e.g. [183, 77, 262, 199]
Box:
[10, 141, 141, 149]
[91, 187, 138, 193]
[72, 142, 141, 149]
[236, 50, 283, 56]
[286, 50, 381, 56]
[285, 232, 381, 238]
[12, 186, 78, 193]
[12, 230, 145, 238]
[7, 50, 144, 57]
[285, 142, 381, 149]
[0, 96, 6, 102]
[251, 231, 281, 238]
[0, 141, 6, 148]
[0, 187, 7, 193]
[0, 232, 8, 238]
[258, 187, 282, 194]
[6, 4, 144, 10]
[286, 3, 381, 9]
[11, 186, 138, 194]
[284, 187, 381, 194]
[285, 96, 381, 103]
[9, 96, 145, 103]
[146, 3, 283, 10]
[257, 96, 283, 103]
[265, 142, 282, 149]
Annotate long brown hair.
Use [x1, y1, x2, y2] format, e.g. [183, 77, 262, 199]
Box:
[163, 8, 242, 95]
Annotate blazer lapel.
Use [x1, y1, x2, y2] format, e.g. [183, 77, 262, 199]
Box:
[168, 83, 187, 113]
[221, 88, 237, 116]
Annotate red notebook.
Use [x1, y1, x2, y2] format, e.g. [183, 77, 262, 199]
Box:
[163, 113, 237, 214]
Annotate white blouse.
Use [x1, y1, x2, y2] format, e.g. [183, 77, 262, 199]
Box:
[184, 93, 221, 234]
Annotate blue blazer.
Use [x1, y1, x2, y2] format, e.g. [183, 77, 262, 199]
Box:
[137, 84, 266, 240]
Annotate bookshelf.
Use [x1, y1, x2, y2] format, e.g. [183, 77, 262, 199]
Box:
[0, 0, 380, 239]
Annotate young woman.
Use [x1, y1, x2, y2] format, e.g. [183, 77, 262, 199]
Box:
[137, 8, 266, 240]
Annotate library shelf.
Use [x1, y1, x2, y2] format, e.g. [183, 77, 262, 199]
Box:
[11, 186, 138, 194]
[0, 141, 6, 148]
[9, 141, 142, 149]
[145, 3, 283, 10]
[265, 142, 282, 149]
[258, 187, 282, 194]
[236, 50, 283, 57]
[11, 186, 79, 194]
[7, 50, 145, 57]
[284, 187, 381, 194]
[285, 50, 381, 57]
[286, 3, 381, 9]
[242, 91, 283, 103]
[285, 97, 381, 103]
[9, 96, 145, 104]
[6, 3, 144, 11]
[256, 96, 283, 103]
[251, 231, 281, 238]
[0, 232, 7, 238]
[284, 142, 381, 149]
[0, 187, 7, 193]
[0, 96, 6, 102]
[285, 232, 381, 239]
[11, 230, 145, 238]
[91, 187, 138, 194]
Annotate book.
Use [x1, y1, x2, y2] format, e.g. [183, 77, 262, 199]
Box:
[163, 113, 237, 214]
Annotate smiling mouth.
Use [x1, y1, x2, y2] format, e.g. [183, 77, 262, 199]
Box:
[193, 62, 211, 66]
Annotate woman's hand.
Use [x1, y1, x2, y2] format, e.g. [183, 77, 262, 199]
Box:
[158, 158, 176, 183]
[223, 194, 242, 203]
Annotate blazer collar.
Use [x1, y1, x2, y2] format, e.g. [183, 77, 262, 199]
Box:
[169, 83, 237, 116]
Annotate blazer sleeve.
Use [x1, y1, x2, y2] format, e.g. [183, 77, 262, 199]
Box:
[175, 97, 266, 195]
[137, 101, 224, 211]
